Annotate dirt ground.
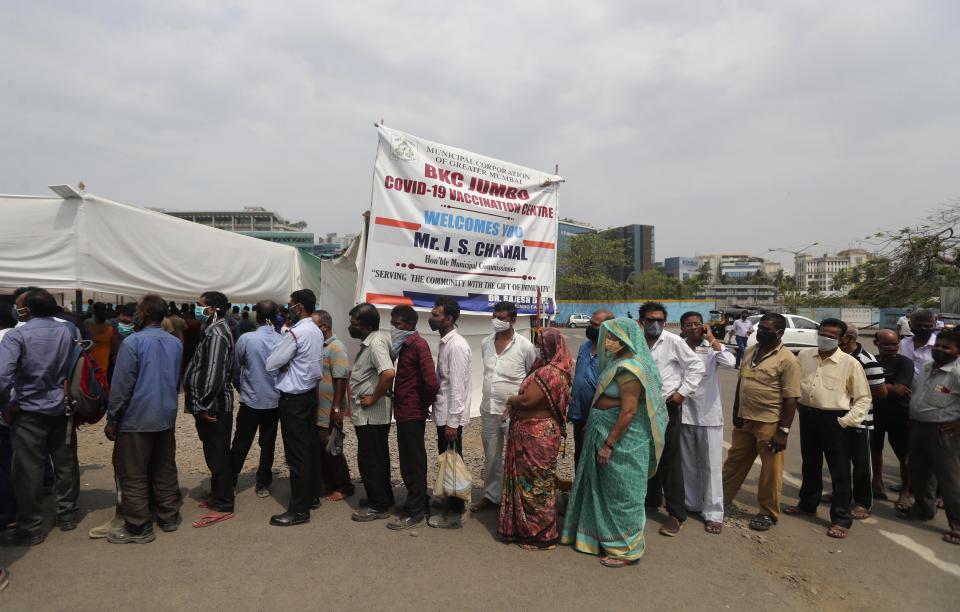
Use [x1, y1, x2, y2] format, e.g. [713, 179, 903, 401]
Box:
[2, 330, 959, 610]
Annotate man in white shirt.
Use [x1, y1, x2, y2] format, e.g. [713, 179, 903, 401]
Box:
[265, 289, 325, 527]
[641, 301, 705, 536]
[428, 297, 472, 529]
[678, 311, 735, 534]
[899, 309, 938, 374]
[733, 310, 754, 368]
[472, 301, 536, 514]
[897, 308, 914, 339]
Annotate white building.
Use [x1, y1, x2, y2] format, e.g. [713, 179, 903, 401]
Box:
[795, 248, 870, 293]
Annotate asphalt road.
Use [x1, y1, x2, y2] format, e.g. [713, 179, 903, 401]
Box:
[1, 328, 958, 611]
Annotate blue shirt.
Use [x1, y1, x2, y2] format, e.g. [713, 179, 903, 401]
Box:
[233, 324, 281, 409]
[266, 318, 324, 394]
[569, 340, 600, 423]
[107, 327, 183, 432]
[0, 318, 76, 415]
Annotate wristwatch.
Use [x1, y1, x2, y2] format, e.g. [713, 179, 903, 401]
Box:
[778, 426, 790, 435]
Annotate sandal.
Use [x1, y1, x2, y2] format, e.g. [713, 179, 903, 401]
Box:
[192, 511, 234, 528]
[518, 543, 556, 551]
[324, 491, 348, 502]
[748, 514, 775, 532]
[943, 531, 960, 546]
[600, 555, 637, 568]
[826, 525, 848, 539]
[851, 506, 871, 520]
[894, 496, 914, 515]
[658, 516, 683, 537]
[198, 497, 214, 509]
[783, 505, 816, 517]
[704, 520, 723, 535]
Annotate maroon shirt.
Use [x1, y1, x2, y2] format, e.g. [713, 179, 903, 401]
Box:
[393, 332, 440, 422]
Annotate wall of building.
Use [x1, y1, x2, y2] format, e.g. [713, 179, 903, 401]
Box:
[556, 299, 716, 325]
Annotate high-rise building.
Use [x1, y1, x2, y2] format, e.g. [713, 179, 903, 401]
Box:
[663, 256, 700, 281]
[157, 206, 316, 253]
[557, 219, 597, 255]
[601, 224, 655, 282]
[795, 248, 870, 293]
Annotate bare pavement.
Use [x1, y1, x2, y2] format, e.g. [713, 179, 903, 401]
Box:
[2, 330, 959, 611]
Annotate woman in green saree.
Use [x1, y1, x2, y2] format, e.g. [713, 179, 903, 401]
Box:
[560, 317, 668, 567]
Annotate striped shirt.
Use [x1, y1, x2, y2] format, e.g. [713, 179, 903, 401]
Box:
[850, 344, 885, 430]
[184, 318, 235, 415]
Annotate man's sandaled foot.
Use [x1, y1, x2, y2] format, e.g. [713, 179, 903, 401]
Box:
[704, 521, 722, 535]
[324, 491, 348, 501]
[749, 514, 775, 531]
[852, 506, 871, 520]
[826, 525, 848, 539]
[600, 555, 637, 568]
[470, 498, 499, 513]
[783, 505, 816, 517]
[658, 516, 683, 537]
[943, 531, 960, 545]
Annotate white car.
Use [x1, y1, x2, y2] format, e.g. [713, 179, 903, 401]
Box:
[744, 314, 821, 352]
[568, 313, 591, 328]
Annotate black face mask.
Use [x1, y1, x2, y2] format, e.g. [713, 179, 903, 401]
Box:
[585, 326, 599, 343]
[428, 318, 442, 331]
[932, 349, 955, 366]
[348, 325, 363, 339]
[756, 329, 779, 345]
[912, 328, 934, 342]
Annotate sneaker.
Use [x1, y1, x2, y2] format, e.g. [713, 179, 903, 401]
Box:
[89, 515, 125, 539]
[387, 515, 425, 530]
[106, 526, 156, 544]
[351, 508, 390, 522]
[427, 512, 464, 529]
[255, 487, 271, 498]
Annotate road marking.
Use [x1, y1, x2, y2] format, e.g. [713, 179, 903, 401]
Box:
[878, 530, 960, 578]
[722, 441, 803, 488]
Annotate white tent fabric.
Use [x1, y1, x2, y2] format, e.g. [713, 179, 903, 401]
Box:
[0, 191, 320, 303]
[321, 226, 532, 420]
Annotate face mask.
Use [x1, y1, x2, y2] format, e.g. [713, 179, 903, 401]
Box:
[755, 329, 778, 345]
[817, 335, 839, 352]
[645, 321, 663, 337]
[288, 305, 301, 324]
[912, 328, 934, 342]
[604, 337, 624, 355]
[118, 322, 135, 336]
[390, 328, 416, 359]
[492, 318, 511, 333]
[585, 326, 599, 343]
[194, 305, 211, 322]
[13, 305, 28, 321]
[932, 349, 955, 366]
[428, 318, 442, 332]
[348, 325, 363, 339]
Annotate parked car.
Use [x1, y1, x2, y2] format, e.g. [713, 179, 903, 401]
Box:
[567, 313, 591, 328]
[743, 314, 821, 352]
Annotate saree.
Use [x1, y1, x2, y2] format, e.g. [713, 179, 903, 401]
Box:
[560, 317, 668, 561]
[497, 329, 573, 547]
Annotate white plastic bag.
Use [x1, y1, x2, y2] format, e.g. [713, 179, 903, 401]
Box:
[433, 449, 472, 502]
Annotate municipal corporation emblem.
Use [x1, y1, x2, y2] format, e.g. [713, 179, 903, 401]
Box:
[390, 134, 418, 162]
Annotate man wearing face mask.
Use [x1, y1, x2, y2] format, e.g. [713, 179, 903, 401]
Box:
[900, 329, 960, 546]
[346, 302, 397, 523]
[900, 309, 938, 375]
[732, 310, 754, 369]
[473, 301, 537, 514]
[639, 301, 704, 537]
[110, 303, 138, 383]
[265, 289, 324, 526]
[570, 309, 615, 467]
[183, 291, 236, 528]
[387, 305, 439, 529]
[870, 329, 915, 507]
[785, 318, 871, 539]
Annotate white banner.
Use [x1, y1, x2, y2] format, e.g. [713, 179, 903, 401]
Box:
[360, 125, 562, 315]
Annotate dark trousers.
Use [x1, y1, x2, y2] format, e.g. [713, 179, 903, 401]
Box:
[278, 390, 316, 515]
[355, 423, 393, 512]
[436, 425, 465, 513]
[396, 420, 427, 518]
[848, 427, 873, 509]
[645, 403, 686, 521]
[113, 429, 182, 532]
[797, 407, 853, 528]
[871, 409, 909, 460]
[229, 404, 280, 489]
[0, 426, 15, 526]
[572, 420, 587, 469]
[908, 422, 960, 530]
[195, 411, 235, 512]
[312, 426, 354, 498]
[10, 412, 80, 536]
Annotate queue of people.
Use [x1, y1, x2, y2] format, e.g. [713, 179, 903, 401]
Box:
[1, 290, 958, 573]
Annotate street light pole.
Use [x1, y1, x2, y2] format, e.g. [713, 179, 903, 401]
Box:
[768, 242, 819, 309]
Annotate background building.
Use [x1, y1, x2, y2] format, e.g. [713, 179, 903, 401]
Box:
[557, 219, 597, 255]
[795, 248, 870, 293]
[159, 206, 317, 253]
[601, 224, 655, 282]
[695, 284, 779, 306]
[314, 232, 357, 259]
[663, 256, 700, 281]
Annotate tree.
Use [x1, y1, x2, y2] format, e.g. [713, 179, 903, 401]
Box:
[556, 233, 628, 299]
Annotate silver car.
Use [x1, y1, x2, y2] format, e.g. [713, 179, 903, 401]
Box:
[567, 313, 591, 328]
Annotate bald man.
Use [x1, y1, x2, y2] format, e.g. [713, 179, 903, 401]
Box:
[870, 329, 915, 505]
[569, 309, 616, 467]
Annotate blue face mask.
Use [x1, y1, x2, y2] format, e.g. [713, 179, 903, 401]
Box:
[195, 305, 211, 322]
[118, 322, 135, 336]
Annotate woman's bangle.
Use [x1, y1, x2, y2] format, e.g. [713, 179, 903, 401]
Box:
[604, 439, 615, 450]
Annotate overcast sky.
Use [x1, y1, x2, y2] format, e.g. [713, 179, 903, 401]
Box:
[2, 1, 957, 268]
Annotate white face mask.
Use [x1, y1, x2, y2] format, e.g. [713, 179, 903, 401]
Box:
[492, 318, 511, 333]
[817, 335, 839, 352]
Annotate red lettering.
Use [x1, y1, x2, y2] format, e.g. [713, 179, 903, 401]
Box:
[424, 163, 438, 179]
[385, 176, 395, 189]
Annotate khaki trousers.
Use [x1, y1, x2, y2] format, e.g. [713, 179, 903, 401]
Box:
[722, 419, 784, 520]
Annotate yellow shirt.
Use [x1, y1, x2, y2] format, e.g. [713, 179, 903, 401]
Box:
[738, 344, 801, 423]
[797, 348, 872, 428]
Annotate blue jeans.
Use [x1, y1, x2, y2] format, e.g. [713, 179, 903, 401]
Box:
[735, 336, 748, 367]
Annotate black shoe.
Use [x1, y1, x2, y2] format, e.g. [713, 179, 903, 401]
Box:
[269, 512, 310, 527]
[4, 529, 44, 546]
[387, 515, 425, 530]
[158, 515, 182, 533]
[310, 498, 322, 510]
[351, 508, 391, 522]
[57, 516, 79, 532]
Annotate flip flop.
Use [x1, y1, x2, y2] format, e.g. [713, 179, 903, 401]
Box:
[943, 531, 960, 546]
[851, 506, 871, 520]
[658, 516, 683, 537]
[324, 491, 348, 502]
[748, 514, 775, 531]
[600, 555, 637, 568]
[518, 543, 556, 551]
[192, 512, 234, 528]
[198, 498, 214, 509]
[704, 521, 723, 535]
[827, 525, 848, 539]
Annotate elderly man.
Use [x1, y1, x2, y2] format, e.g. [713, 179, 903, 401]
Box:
[310, 310, 354, 502]
[570, 309, 615, 467]
[900, 309, 938, 374]
[785, 318, 871, 539]
[870, 329, 915, 506]
[0, 288, 79, 546]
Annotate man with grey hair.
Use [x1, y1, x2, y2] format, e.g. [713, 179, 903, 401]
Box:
[900, 309, 938, 374]
[569, 308, 615, 467]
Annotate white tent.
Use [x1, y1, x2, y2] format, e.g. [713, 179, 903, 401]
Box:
[321, 220, 533, 419]
[0, 188, 321, 304]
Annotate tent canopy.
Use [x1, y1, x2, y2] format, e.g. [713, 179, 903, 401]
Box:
[0, 190, 320, 303]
